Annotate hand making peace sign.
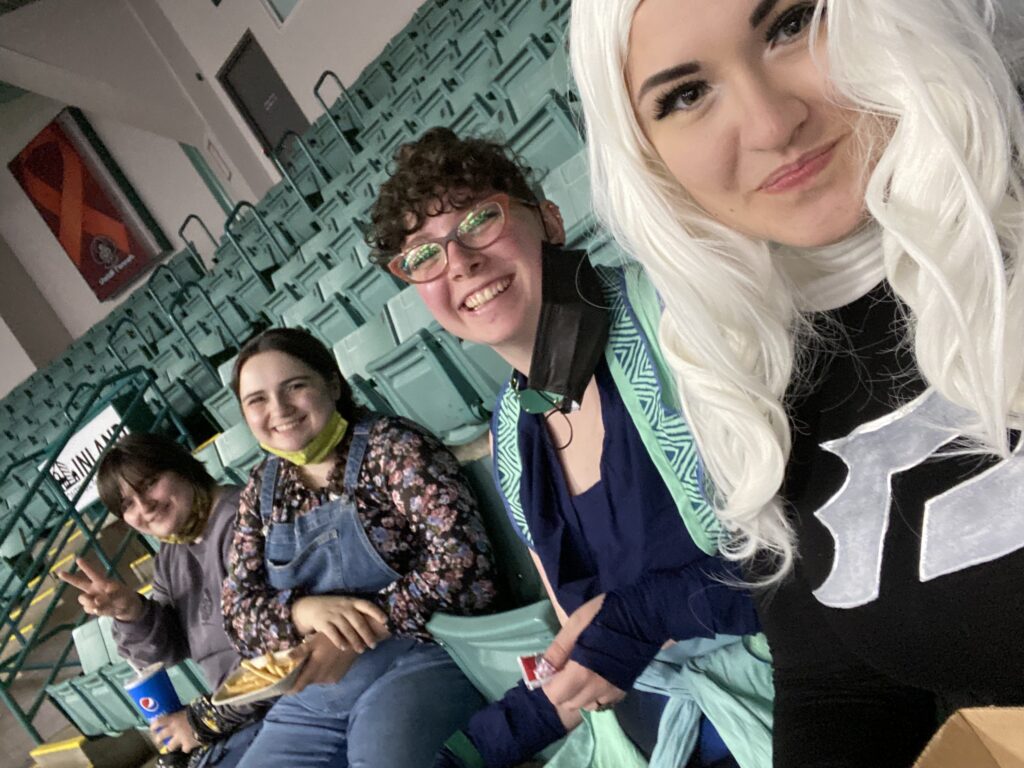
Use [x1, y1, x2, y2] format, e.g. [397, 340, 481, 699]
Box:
[57, 557, 145, 622]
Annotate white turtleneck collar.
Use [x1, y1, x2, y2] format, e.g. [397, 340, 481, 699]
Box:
[772, 222, 887, 312]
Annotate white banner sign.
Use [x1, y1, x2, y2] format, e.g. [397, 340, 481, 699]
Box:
[47, 405, 126, 511]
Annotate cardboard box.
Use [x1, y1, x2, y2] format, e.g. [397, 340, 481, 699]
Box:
[915, 708, 1024, 767]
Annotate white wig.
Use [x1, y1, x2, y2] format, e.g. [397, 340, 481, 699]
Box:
[569, 0, 1024, 581]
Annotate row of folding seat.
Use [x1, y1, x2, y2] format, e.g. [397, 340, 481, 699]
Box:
[1, 4, 597, 740]
[0, 0, 586, 481]
[48, 610, 210, 738]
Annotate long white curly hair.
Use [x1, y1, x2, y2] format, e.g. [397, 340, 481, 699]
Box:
[569, 0, 1024, 581]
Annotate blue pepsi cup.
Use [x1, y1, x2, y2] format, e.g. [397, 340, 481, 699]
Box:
[123, 663, 182, 722]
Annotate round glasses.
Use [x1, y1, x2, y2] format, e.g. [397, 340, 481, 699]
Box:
[388, 193, 536, 284]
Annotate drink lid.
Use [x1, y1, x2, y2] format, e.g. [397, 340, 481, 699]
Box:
[124, 662, 165, 689]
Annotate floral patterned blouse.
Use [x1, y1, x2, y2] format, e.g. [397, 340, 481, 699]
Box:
[222, 417, 497, 656]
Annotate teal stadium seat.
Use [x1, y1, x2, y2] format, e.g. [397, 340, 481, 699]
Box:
[218, 356, 237, 388]
[381, 29, 424, 79]
[493, 34, 558, 124]
[204, 387, 243, 432]
[426, 601, 559, 702]
[46, 679, 108, 736]
[544, 148, 596, 248]
[330, 222, 372, 267]
[384, 285, 436, 342]
[264, 284, 304, 323]
[194, 438, 238, 484]
[332, 315, 397, 413]
[387, 287, 510, 406]
[341, 264, 403, 320]
[281, 292, 327, 331]
[367, 328, 491, 444]
[307, 119, 356, 181]
[215, 422, 263, 479]
[301, 269, 366, 347]
[299, 228, 345, 265]
[368, 289, 494, 445]
[426, 455, 555, 702]
[71, 673, 141, 735]
[262, 183, 321, 245]
[507, 94, 584, 179]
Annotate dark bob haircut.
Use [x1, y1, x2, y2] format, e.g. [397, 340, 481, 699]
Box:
[230, 327, 357, 420]
[97, 432, 214, 518]
[366, 127, 538, 265]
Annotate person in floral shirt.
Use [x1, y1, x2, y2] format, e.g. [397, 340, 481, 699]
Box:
[221, 327, 496, 768]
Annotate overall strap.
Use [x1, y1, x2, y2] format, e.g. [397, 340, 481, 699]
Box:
[258, 457, 280, 528]
[342, 418, 377, 494]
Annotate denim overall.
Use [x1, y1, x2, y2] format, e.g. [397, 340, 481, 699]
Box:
[237, 419, 484, 768]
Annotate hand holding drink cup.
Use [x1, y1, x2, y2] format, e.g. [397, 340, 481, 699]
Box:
[123, 663, 184, 748]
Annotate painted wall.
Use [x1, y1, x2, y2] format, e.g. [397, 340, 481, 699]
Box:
[0, 232, 72, 370]
[0, 93, 120, 339]
[0, 319, 35, 400]
[152, 0, 423, 181]
[0, 0, 427, 386]
[0, 0, 206, 145]
[85, 111, 226, 267]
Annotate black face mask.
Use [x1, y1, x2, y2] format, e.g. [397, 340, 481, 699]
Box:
[514, 242, 611, 414]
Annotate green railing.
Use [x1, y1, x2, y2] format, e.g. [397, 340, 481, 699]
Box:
[0, 366, 193, 743]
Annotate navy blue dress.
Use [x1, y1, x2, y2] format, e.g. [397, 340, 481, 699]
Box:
[517, 360, 750, 766]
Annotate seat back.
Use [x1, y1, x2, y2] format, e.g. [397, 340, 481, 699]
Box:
[343, 264, 403, 320]
[367, 329, 489, 445]
[333, 314, 397, 380]
[426, 601, 559, 702]
[215, 422, 262, 479]
[387, 286, 437, 343]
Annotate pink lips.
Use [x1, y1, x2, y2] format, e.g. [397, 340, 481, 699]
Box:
[759, 140, 839, 193]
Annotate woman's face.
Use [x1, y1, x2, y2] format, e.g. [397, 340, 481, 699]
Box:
[119, 471, 195, 538]
[410, 193, 563, 362]
[237, 350, 340, 453]
[627, 0, 871, 247]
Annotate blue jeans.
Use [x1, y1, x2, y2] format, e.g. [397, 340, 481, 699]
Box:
[237, 639, 483, 768]
[194, 718, 264, 768]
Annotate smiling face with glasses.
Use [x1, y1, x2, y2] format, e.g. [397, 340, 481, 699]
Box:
[396, 190, 565, 370]
[388, 193, 540, 283]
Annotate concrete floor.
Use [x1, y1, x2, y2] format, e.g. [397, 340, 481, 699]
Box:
[0, 629, 83, 768]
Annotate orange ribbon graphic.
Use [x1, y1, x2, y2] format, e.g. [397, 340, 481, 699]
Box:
[17, 125, 131, 266]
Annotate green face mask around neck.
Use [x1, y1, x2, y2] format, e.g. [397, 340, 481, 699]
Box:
[259, 411, 349, 466]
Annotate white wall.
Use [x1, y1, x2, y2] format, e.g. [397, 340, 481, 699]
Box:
[0, 319, 35, 400]
[0, 0, 427, 359]
[0, 0, 206, 145]
[85, 112, 226, 266]
[0, 93, 119, 339]
[152, 0, 423, 182]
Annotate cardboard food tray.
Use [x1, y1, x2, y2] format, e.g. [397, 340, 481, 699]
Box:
[211, 650, 305, 707]
[915, 707, 1024, 768]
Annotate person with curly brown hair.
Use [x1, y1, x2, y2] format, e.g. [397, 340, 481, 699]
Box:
[367, 127, 771, 768]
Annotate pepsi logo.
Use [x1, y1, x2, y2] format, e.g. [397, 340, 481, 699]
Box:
[139, 696, 159, 713]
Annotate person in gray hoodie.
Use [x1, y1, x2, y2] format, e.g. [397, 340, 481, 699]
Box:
[60, 432, 263, 768]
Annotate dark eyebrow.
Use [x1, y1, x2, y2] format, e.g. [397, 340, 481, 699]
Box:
[637, 61, 700, 102]
[242, 375, 309, 402]
[749, 0, 781, 28]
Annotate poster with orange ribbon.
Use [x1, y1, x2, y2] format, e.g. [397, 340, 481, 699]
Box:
[8, 110, 161, 301]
